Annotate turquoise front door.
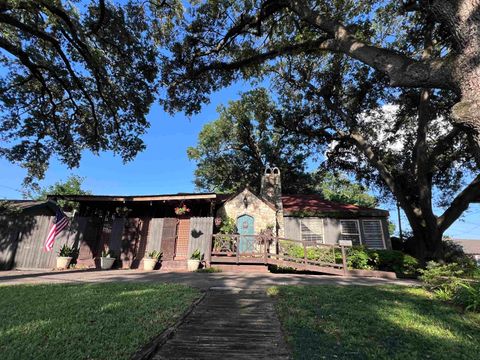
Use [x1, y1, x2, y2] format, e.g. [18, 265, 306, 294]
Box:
[237, 215, 254, 254]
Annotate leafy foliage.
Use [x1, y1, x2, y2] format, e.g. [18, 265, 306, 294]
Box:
[187, 89, 314, 193]
[419, 261, 480, 311]
[218, 216, 236, 234]
[58, 244, 75, 257]
[455, 282, 480, 312]
[190, 249, 202, 260]
[146, 250, 162, 260]
[0, 0, 181, 184]
[31, 175, 90, 211]
[317, 173, 377, 208]
[160, 0, 480, 261]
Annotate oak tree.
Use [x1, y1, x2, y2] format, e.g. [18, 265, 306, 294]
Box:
[0, 0, 180, 184]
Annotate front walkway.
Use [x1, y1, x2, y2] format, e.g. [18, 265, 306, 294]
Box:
[0, 269, 418, 289]
[153, 289, 290, 360]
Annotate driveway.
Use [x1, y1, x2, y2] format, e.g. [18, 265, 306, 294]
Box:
[0, 269, 418, 289]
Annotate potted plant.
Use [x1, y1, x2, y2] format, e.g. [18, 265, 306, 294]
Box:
[174, 204, 190, 216]
[99, 250, 116, 270]
[188, 249, 202, 271]
[57, 244, 75, 269]
[143, 250, 162, 271]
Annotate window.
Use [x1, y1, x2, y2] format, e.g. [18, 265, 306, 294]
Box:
[300, 218, 324, 243]
[362, 220, 385, 249]
[340, 220, 361, 245]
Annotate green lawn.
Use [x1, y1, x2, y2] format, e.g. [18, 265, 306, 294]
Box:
[271, 285, 480, 360]
[0, 283, 200, 360]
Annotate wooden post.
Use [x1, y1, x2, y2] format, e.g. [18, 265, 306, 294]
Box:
[236, 235, 240, 265]
[264, 236, 268, 264]
[341, 245, 347, 276]
[303, 241, 307, 268]
[206, 235, 213, 268]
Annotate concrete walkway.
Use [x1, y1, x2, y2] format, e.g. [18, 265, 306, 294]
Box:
[0, 269, 418, 289]
[152, 289, 290, 360]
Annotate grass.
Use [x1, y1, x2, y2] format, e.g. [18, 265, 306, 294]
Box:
[0, 283, 200, 360]
[270, 285, 480, 360]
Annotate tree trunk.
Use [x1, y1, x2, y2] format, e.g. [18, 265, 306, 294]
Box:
[437, 0, 480, 146]
[406, 223, 444, 263]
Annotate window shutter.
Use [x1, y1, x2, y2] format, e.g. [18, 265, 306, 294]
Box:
[340, 220, 361, 245]
[300, 218, 324, 243]
[362, 220, 385, 249]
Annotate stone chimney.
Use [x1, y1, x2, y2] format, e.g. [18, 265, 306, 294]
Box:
[260, 166, 284, 236]
[261, 166, 282, 206]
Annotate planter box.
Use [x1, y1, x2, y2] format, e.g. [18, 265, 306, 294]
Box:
[187, 259, 200, 272]
[56, 257, 72, 269]
[143, 258, 158, 271]
[99, 257, 115, 270]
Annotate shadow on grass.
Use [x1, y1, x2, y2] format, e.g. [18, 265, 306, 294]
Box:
[0, 282, 199, 360]
[273, 285, 480, 360]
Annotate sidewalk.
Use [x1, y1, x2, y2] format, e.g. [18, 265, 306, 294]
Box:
[152, 288, 290, 360]
[0, 269, 418, 289]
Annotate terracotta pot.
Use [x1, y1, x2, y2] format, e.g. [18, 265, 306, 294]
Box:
[187, 259, 200, 271]
[56, 257, 72, 269]
[100, 257, 115, 270]
[143, 258, 157, 271]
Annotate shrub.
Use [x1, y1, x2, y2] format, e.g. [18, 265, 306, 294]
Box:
[369, 249, 419, 277]
[442, 239, 479, 276]
[346, 246, 372, 270]
[454, 282, 480, 312]
[419, 261, 467, 301]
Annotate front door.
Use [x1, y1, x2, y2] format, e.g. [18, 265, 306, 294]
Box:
[237, 215, 254, 254]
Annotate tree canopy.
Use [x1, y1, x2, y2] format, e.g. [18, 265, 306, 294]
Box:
[0, 0, 181, 184]
[187, 89, 315, 194]
[161, 0, 480, 151]
[189, 88, 378, 208]
[32, 174, 91, 210]
[161, 0, 480, 260]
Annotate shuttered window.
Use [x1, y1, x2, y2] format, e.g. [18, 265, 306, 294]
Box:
[362, 220, 385, 249]
[340, 220, 361, 245]
[300, 218, 324, 243]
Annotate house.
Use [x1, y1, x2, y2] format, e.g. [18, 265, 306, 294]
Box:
[217, 167, 391, 250]
[453, 239, 480, 266]
[0, 168, 390, 271]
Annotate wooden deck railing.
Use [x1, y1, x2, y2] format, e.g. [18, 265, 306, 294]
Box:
[208, 234, 350, 275]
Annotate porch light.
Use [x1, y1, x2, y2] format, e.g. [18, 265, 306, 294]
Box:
[243, 195, 248, 208]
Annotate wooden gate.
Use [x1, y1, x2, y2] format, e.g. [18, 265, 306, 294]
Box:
[160, 218, 177, 261]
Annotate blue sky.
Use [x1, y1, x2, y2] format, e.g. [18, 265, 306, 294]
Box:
[0, 82, 479, 239]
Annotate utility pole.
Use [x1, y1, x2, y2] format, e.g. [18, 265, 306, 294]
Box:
[397, 202, 403, 242]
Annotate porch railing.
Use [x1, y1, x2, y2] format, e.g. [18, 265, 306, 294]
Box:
[207, 234, 350, 275]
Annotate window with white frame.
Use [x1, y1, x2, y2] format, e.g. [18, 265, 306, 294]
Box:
[300, 218, 324, 243]
[362, 220, 385, 249]
[340, 220, 361, 245]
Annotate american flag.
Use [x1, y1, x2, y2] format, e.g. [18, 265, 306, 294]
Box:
[44, 209, 69, 252]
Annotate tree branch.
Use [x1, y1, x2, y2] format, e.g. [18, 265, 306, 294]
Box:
[287, 0, 455, 90]
[437, 173, 480, 232]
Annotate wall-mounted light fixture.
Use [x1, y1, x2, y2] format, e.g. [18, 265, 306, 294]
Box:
[243, 195, 248, 208]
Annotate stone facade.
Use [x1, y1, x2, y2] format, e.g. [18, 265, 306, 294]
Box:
[217, 188, 284, 236]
